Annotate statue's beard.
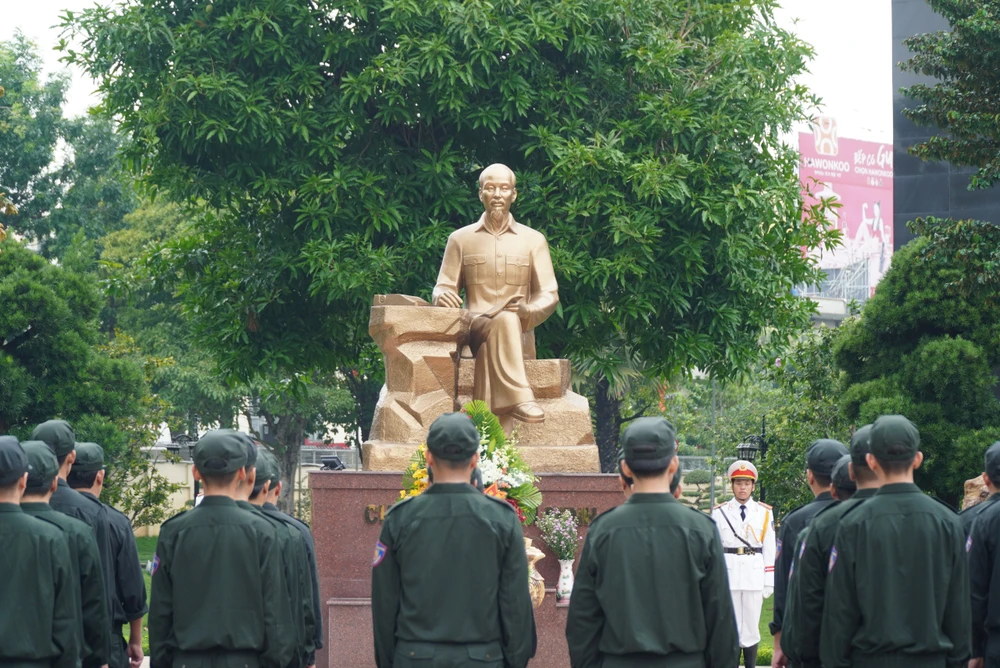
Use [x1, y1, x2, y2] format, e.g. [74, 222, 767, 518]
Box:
[488, 206, 508, 226]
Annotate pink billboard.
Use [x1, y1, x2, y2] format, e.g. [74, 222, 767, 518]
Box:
[799, 123, 893, 299]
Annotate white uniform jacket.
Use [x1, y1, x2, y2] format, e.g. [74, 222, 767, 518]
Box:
[711, 497, 776, 591]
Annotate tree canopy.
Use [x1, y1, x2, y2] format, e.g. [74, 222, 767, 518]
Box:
[65, 0, 835, 443]
[834, 238, 1000, 506]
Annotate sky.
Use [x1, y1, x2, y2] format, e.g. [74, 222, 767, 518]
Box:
[4, 0, 894, 138]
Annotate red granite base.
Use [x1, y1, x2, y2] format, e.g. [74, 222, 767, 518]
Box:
[310, 470, 624, 668]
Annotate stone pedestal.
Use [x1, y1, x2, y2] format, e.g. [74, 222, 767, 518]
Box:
[310, 470, 625, 668]
[363, 298, 599, 472]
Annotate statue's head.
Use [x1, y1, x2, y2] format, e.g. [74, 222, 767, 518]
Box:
[479, 164, 517, 223]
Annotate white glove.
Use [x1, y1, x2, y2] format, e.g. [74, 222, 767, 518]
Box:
[763, 586, 773, 599]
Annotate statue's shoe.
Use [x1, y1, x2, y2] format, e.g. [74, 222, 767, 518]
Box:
[512, 401, 545, 423]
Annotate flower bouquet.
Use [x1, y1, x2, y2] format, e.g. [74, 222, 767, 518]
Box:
[399, 401, 542, 525]
[537, 508, 581, 601]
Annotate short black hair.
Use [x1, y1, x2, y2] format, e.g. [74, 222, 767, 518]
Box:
[629, 463, 670, 480]
[433, 456, 475, 471]
[67, 469, 99, 490]
[0, 479, 21, 494]
[834, 486, 856, 501]
[57, 453, 70, 466]
[852, 464, 878, 484]
[811, 472, 832, 488]
[198, 470, 239, 487]
[250, 482, 267, 500]
[875, 455, 917, 476]
[670, 468, 682, 494]
[618, 460, 634, 488]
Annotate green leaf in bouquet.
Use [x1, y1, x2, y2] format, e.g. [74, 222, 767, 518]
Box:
[464, 400, 505, 453]
[510, 482, 542, 511]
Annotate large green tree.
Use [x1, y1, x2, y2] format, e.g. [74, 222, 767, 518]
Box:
[0, 238, 177, 525]
[834, 238, 1000, 506]
[901, 0, 1000, 188]
[66, 0, 836, 469]
[0, 33, 67, 226]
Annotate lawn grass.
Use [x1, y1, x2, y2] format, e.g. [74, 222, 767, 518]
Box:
[125, 535, 157, 654]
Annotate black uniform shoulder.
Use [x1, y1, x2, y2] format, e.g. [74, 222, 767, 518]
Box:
[384, 495, 416, 519]
[813, 500, 842, 519]
[588, 505, 620, 527]
[159, 508, 189, 531]
[483, 493, 517, 514]
[927, 495, 959, 514]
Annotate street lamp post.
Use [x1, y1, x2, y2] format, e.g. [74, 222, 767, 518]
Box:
[736, 416, 767, 502]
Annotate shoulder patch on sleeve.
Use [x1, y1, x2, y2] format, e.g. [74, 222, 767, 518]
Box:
[776, 537, 782, 559]
[828, 545, 838, 573]
[151, 554, 160, 576]
[967, 534, 974, 553]
[372, 540, 388, 567]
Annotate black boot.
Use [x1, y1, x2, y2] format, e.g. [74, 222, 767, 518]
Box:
[742, 643, 758, 668]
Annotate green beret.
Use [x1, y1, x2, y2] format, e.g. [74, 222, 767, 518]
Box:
[31, 420, 76, 458]
[426, 413, 481, 461]
[73, 442, 105, 472]
[23, 441, 59, 491]
[193, 430, 249, 474]
[831, 454, 856, 491]
[985, 441, 1000, 482]
[806, 439, 849, 476]
[621, 417, 676, 472]
[850, 425, 873, 468]
[256, 449, 281, 487]
[870, 415, 920, 461]
[0, 436, 29, 486]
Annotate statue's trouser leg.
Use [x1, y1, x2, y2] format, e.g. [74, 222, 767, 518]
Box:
[470, 312, 534, 413]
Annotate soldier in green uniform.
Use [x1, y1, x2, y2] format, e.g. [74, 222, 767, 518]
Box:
[769, 438, 846, 667]
[372, 412, 533, 668]
[21, 441, 112, 668]
[782, 426, 880, 668]
[966, 442, 1000, 667]
[0, 435, 79, 668]
[246, 445, 317, 668]
[618, 455, 682, 500]
[820, 415, 970, 668]
[255, 448, 324, 668]
[32, 420, 119, 636]
[960, 441, 1000, 536]
[566, 417, 738, 668]
[70, 443, 148, 668]
[149, 429, 295, 668]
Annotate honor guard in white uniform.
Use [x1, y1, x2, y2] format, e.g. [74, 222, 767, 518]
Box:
[711, 460, 775, 668]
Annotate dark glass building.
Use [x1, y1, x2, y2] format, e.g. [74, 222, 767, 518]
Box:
[893, 0, 1000, 249]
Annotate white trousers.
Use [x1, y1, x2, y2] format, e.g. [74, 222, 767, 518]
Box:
[730, 589, 763, 648]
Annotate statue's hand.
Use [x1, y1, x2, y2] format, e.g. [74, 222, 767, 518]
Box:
[504, 300, 530, 320]
[434, 290, 463, 309]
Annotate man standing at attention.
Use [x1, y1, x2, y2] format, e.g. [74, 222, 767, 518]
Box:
[371, 412, 534, 668]
[70, 443, 147, 668]
[770, 438, 847, 667]
[566, 417, 738, 667]
[433, 164, 559, 423]
[782, 426, 880, 668]
[821, 415, 970, 668]
[712, 460, 775, 668]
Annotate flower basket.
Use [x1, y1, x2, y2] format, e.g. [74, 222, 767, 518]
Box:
[399, 401, 542, 525]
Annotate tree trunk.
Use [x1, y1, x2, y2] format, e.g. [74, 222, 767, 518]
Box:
[594, 375, 622, 473]
[342, 366, 382, 460]
[271, 413, 307, 516]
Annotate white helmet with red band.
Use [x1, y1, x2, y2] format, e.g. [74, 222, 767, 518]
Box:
[728, 460, 758, 481]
